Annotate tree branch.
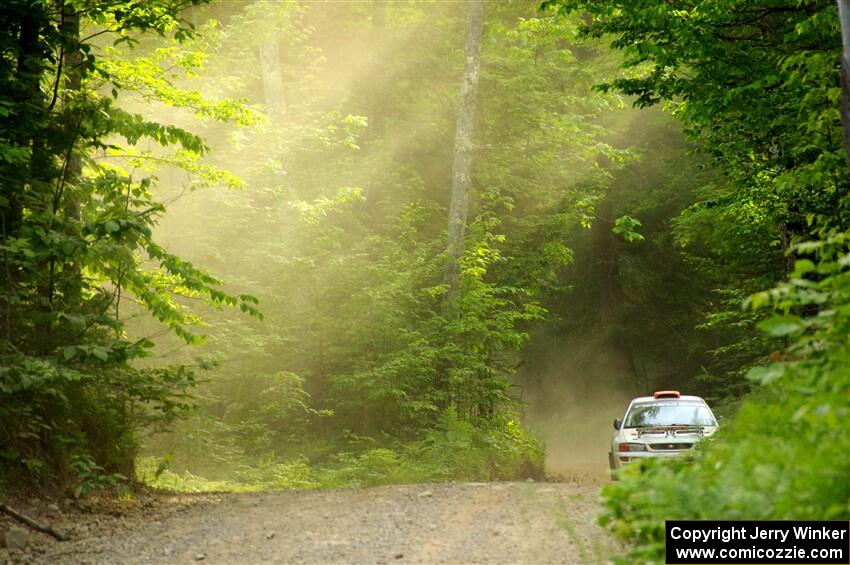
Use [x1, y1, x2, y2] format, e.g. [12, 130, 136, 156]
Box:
[0, 502, 67, 541]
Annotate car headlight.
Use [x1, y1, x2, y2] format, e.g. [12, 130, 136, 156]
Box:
[618, 442, 647, 452]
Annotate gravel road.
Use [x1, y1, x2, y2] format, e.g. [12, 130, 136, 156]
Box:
[1, 481, 620, 564]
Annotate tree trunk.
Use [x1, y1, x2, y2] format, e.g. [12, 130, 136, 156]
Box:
[259, 40, 286, 117]
[592, 202, 643, 392]
[369, 0, 386, 138]
[2, 8, 44, 347]
[41, 1, 85, 348]
[61, 1, 82, 221]
[837, 0, 850, 174]
[445, 0, 484, 301]
[5, 9, 44, 239]
[592, 206, 621, 327]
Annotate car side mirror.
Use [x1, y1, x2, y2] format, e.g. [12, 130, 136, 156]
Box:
[613, 417, 622, 430]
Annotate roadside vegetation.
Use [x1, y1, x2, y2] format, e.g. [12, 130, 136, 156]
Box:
[138, 409, 543, 492]
[546, 0, 850, 561]
[1, 3, 847, 558]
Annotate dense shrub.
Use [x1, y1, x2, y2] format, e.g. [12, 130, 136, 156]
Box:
[0, 363, 195, 492]
[138, 409, 544, 492]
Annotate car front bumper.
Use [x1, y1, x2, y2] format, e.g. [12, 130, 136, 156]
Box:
[610, 448, 694, 470]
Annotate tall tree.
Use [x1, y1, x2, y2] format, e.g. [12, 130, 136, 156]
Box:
[369, 0, 386, 138]
[259, 39, 286, 116]
[838, 0, 850, 171]
[59, 1, 81, 219]
[446, 0, 484, 301]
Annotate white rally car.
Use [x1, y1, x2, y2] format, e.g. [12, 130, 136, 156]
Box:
[608, 391, 718, 473]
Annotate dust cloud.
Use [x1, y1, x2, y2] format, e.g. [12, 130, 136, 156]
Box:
[518, 330, 641, 481]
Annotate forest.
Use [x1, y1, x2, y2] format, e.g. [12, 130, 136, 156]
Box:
[0, 0, 848, 562]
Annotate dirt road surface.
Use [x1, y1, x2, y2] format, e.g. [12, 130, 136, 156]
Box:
[1, 481, 620, 564]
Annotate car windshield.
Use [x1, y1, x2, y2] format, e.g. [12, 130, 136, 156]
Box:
[624, 401, 716, 428]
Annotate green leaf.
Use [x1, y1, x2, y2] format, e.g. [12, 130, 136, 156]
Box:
[91, 347, 109, 362]
[745, 363, 785, 385]
[63, 346, 77, 361]
[793, 259, 815, 276]
[756, 315, 805, 337]
[612, 215, 645, 243]
[59, 312, 87, 329]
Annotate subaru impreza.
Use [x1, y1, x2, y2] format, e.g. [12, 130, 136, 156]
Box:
[609, 390, 718, 473]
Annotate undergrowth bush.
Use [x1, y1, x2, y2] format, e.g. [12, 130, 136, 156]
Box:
[137, 409, 544, 492]
[0, 364, 195, 493]
[601, 233, 850, 563]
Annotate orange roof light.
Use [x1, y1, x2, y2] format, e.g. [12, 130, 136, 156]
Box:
[654, 390, 681, 399]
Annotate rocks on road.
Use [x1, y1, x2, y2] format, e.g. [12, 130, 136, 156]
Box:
[3, 526, 30, 551]
[0, 481, 620, 564]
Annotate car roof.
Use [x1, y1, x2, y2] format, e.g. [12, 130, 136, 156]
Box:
[630, 395, 706, 403]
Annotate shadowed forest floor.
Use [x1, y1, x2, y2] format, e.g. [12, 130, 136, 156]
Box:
[1, 481, 620, 564]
